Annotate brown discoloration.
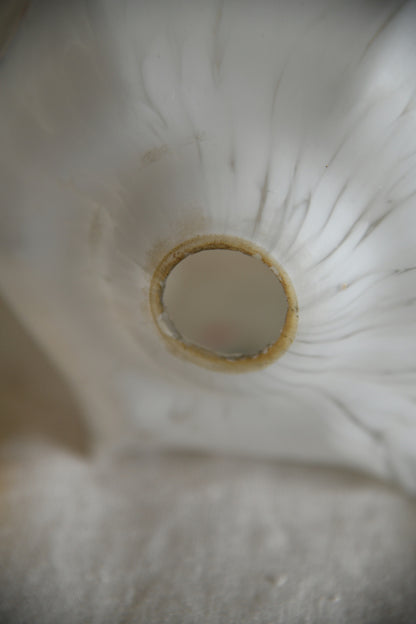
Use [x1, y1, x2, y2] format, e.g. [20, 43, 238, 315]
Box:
[141, 145, 169, 167]
[169, 410, 192, 424]
[229, 153, 236, 173]
[144, 238, 173, 275]
[149, 235, 298, 373]
[88, 206, 104, 248]
[143, 213, 208, 275]
[0, 0, 30, 60]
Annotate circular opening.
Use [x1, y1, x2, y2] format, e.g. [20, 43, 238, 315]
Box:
[150, 236, 298, 372]
[163, 250, 288, 357]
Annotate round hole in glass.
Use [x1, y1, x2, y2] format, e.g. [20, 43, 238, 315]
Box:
[150, 236, 298, 372]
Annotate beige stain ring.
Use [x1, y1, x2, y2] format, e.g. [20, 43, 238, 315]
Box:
[150, 235, 298, 372]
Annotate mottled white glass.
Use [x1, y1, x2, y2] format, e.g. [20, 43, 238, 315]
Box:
[1, 0, 415, 493]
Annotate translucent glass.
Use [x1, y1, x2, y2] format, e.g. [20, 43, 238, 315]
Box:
[0, 0, 415, 494]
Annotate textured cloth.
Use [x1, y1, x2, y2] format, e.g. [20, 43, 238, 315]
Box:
[1, 447, 416, 624]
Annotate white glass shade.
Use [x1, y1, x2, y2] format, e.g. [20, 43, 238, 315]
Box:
[1, 0, 416, 494]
